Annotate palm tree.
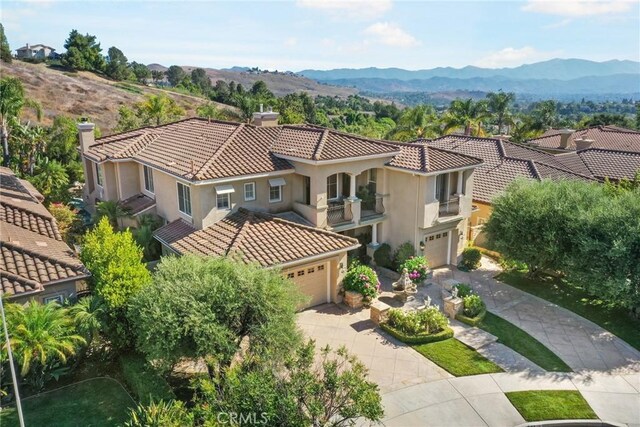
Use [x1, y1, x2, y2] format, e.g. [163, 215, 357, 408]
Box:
[135, 94, 184, 126]
[387, 105, 441, 141]
[68, 296, 105, 347]
[10, 122, 47, 175]
[442, 99, 491, 137]
[1, 77, 43, 166]
[486, 91, 515, 135]
[530, 100, 559, 131]
[196, 103, 223, 120]
[95, 200, 131, 229]
[30, 160, 69, 202]
[4, 301, 85, 378]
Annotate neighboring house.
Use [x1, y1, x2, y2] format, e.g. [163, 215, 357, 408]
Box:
[527, 125, 640, 153]
[78, 113, 482, 309]
[15, 43, 59, 60]
[0, 167, 89, 304]
[423, 136, 596, 246]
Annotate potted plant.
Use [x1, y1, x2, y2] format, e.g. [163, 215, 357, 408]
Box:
[342, 264, 380, 308]
[400, 256, 431, 285]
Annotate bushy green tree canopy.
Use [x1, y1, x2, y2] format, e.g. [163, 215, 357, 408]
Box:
[105, 46, 131, 81]
[165, 65, 186, 86]
[61, 30, 105, 72]
[0, 23, 11, 63]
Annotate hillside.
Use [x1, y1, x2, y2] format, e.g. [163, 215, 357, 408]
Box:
[148, 64, 357, 98]
[3, 61, 234, 133]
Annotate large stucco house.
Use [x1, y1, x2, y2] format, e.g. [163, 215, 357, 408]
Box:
[0, 167, 89, 304]
[77, 113, 482, 308]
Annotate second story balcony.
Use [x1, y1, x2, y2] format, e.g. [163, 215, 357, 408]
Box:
[361, 194, 385, 220]
[438, 195, 460, 217]
[327, 200, 353, 226]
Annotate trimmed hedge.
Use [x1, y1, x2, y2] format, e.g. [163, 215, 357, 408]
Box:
[119, 353, 175, 404]
[455, 308, 487, 326]
[380, 323, 454, 344]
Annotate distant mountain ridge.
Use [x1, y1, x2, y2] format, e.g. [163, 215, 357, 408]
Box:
[300, 59, 640, 82]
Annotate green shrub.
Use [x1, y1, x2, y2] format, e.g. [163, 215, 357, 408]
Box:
[453, 283, 473, 298]
[387, 307, 448, 336]
[393, 242, 415, 271]
[463, 295, 485, 317]
[343, 264, 380, 300]
[373, 243, 393, 269]
[400, 256, 430, 283]
[119, 353, 175, 404]
[125, 400, 193, 427]
[455, 309, 486, 326]
[380, 323, 454, 344]
[459, 247, 481, 271]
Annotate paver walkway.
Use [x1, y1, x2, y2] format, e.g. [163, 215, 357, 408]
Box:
[432, 257, 640, 374]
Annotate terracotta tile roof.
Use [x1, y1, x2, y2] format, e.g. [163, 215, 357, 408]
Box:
[386, 142, 482, 173]
[552, 152, 593, 177]
[425, 136, 594, 203]
[154, 208, 359, 267]
[528, 126, 640, 152]
[270, 125, 400, 161]
[121, 193, 156, 215]
[0, 168, 88, 298]
[577, 149, 640, 181]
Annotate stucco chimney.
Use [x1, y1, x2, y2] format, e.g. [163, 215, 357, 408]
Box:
[575, 138, 594, 151]
[252, 106, 279, 127]
[559, 129, 574, 149]
[77, 120, 95, 154]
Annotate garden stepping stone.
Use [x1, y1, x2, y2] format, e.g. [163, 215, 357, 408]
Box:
[450, 320, 498, 349]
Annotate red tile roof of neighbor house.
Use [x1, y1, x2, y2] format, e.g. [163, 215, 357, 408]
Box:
[85, 118, 481, 180]
[0, 167, 89, 298]
[527, 125, 640, 152]
[386, 142, 483, 173]
[577, 148, 640, 181]
[422, 136, 596, 203]
[153, 208, 359, 267]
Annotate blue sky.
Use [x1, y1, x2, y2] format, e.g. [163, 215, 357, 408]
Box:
[3, 0, 639, 70]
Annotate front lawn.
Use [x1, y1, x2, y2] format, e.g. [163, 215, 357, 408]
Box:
[0, 378, 135, 427]
[506, 390, 597, 421]
[479, 312, 572, 372]
[496, 270, 640, 351]
[412, 338, 503, 376]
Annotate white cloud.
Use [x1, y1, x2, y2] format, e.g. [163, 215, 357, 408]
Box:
[475, 46, 561, 68]
[284, 37, 298, 47]
[297, 0, 392, 20]
[363, 22, 420, 48]
[522, 0, 634, 17]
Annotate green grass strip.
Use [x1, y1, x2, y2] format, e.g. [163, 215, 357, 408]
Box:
[412, 338, 503, 376]
[506, 390, 598, 421]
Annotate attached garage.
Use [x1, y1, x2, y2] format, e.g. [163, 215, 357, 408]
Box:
[284, 261, 330, 309]
[422, 230, 452, 268]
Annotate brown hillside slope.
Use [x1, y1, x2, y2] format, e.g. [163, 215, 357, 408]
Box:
[2, 61, 234, 133]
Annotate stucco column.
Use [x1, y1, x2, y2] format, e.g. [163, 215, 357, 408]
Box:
[457, 171, 464, 194]
[371, 223, 378, 245]
[348, 173, 357, 200]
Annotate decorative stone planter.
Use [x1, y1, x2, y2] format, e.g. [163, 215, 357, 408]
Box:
[344, 291, 364, 309]
[443, 296, 464, 319]
[370, 300, 391, 325]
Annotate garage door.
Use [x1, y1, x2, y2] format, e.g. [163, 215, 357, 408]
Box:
[285, 262, 329, 309]
[423, 230, 450, 268]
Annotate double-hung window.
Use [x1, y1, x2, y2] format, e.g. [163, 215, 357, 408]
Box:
[217, 193, 230, 209]
[177, 182, 191, 216]
[244, 182, 256, 201]
[143, 165, 154, 193]
[327, 174, 338, 200]
[268, 178, 286, 203]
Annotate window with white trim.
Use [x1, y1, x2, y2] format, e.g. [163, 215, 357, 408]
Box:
[177, 182, 191, 216]
[143, 166, 154, 193]
[327, 174, 338, 200]
[217, 193, 230, 209]
[96, 164, 104, 187]
[43, 295, 64, 304]
[269, 184, 282, 203]
[244, 182, 256, 201]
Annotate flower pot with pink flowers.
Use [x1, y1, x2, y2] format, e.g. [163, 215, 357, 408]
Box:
[342, 264, 380, 308]
[400, 256, 431, 286]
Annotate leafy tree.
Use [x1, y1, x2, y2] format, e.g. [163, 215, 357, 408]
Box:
[529, 100, 559, 131]
[387, 105, 440, 141]
[0, 23, 11, 63]
[190, 68, 211, 94]
[486, 91, 515, 135]
[135, 94, 184, 126]
[578, 113, 631, 128]
[61, 29, 105, 72]
[250, 80, 274, 100]
[30, 160, 70, 202]
[115, 105, 141, 132]
[196, 102, 223, 120]
[8, 121, 47, 175]
[0, 77, 43, 166]
[80, 217, 151, 311]
[105, 46, 131, 81]
[49, 203, 78, 241]
[129, 62, 151, 84]
[4, 301, 85, 390]
[442, 98, 490, 136]
[195, 341, 383, 426]
[46, 116, 84, 182]
[94, 200, 131, 229]
[128, 255, 303, 372]
[132, 214, 162, 262]
[125, 400, 194, 427]
[150, 70, 165, 84]
[278, 92, 318, 124]
[165, 65, 186, 87]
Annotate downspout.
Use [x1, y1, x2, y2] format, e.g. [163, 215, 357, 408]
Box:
[414, 174, 420, 254]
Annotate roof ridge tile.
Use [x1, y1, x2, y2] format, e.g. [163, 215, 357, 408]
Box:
[312, 129, 330, 161]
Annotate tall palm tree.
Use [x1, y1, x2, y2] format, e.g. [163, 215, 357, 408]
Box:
[68, 296, 105, 347]
[135, 94, 184, 126]
[4, 301, 85, 377]
[1, 77, 43, 166]
[486, 91, 515, 135]
[442, 99, 491, 137]
[387, 105, 441, 141]
[95, 200, 131, 229]
[31, 159, 69, 202]
[10, 121, 47, 175]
